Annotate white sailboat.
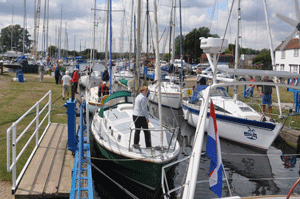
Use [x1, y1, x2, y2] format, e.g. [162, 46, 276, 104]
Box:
[90, 0, 181, 191]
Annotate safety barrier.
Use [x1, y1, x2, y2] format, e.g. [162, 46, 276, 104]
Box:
[6, 90, 52, 194]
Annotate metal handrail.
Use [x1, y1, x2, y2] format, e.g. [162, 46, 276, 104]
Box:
[6, 90, 52, 194]
[128, 126, 180, 152]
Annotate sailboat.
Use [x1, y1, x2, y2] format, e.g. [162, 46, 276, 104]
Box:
[90, 0, 181, 191]
[148, 0, 182, 109]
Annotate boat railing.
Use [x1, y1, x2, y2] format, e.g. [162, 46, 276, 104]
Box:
[6, 90, 52, 194]
[128, 126, 180, 152]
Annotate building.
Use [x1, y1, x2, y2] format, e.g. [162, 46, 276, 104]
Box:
[275, 37, 300, 74]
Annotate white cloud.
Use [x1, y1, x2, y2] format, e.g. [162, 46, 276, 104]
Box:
[0, 0, 298, 54]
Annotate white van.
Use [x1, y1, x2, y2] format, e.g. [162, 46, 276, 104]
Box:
[201, 64, 229, 75]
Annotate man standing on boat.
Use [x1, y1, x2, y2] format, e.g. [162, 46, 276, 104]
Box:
[132, 86, 151, 149]
[257, 76, 275, 122]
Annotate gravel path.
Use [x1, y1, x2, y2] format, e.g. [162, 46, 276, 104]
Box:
[0, 181, 14, 199]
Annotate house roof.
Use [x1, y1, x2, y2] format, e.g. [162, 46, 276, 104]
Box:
[275, 38, 300, 51]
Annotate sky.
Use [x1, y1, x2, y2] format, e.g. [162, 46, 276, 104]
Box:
[0, 0, 298, 55]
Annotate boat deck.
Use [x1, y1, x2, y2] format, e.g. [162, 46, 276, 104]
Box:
[14, 123, 74, 199]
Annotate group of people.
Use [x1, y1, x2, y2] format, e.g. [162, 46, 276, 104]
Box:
[60, 67, 79, 100]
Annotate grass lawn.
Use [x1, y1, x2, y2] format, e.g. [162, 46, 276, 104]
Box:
[0, 71, 69, 183]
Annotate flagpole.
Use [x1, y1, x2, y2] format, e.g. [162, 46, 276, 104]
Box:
[222, 164, 233, 197]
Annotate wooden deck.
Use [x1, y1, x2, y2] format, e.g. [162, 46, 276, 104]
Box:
[15, 123, 74, 199]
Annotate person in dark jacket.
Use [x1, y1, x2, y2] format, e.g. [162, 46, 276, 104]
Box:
[102, 69, 109, 82]
[55, 65, 60, 84]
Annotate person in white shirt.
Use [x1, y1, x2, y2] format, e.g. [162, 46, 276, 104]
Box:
[132, 86, 151, 148]
[61, 71, 72, 100]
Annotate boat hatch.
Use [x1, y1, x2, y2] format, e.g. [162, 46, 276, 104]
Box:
[239, 107, 253, 112]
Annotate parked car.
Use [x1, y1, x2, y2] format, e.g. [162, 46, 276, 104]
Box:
[192, 63, 209, 74]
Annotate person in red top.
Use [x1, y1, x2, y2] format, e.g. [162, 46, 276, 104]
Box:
[98, 81, 109, 98]
[72, 69, 79, 94]
[245, 76, 256, 97]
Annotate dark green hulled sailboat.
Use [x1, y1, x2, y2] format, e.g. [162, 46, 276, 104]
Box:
[91, 91, 181, 190]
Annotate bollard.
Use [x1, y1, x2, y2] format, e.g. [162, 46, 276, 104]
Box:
[65, 98, 78, 153]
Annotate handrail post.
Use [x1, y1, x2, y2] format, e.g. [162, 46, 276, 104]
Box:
[7, 128, 11, 172]
[48, 90, 51, 124]
[36, 103, 39, 146]
[12, 124, 17, 193]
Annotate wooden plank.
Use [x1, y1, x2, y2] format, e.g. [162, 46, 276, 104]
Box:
[15, 123, 73, 199]
[57, 150, 74, 197]
[44, 124, 68, 196]
[30, 124, 64, 195]
[15, 123, 58, 198]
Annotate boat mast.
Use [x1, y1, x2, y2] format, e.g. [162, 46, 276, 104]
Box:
[129, 0, 134, 69]
[146, 0, 149, 66]
[59, 5, 62, 61]
[105, 0, 109, 69]
[46, 0, 51, 57]
[23, 1, 26, 54]
[179, 0, 183, 86]
[135, 0, 141, 93]
[233, 0, 241, 101]
[153, 0, 163, 144]
[171, 0, 176, 64]
[93, 0, 96, 67]
[168, 0, 174, 62]
[109, 0, 112, 90]
[11, 5, 14, 51]
[263, 0, 283, 117]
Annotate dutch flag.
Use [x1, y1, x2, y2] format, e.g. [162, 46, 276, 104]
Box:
[206, 100, 223, 198]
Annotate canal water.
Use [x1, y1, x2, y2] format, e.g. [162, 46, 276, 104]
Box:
[75, 64, 300, 198]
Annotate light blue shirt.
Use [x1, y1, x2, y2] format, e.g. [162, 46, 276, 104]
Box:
[133, 92, 149, 119]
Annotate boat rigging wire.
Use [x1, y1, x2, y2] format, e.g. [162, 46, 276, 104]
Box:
[83, 157, 140, 199]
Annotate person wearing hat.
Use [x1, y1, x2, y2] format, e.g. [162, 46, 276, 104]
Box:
[61, 70, 72, 100]
[72, 69, 79, 94]
[98, 81, 109, 98]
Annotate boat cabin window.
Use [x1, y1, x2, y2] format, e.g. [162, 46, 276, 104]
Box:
[191, 99, 202, 106]
[210, 88, 228, 97]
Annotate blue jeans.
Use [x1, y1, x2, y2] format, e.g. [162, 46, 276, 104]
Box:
[261, 94, 272, 106]
[245, 86, 253, 97]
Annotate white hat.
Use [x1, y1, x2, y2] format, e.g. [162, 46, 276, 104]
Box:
[66, 70, 70, 75]
[103, 81, 106, 84]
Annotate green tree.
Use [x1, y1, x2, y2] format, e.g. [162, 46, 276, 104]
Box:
[174, 27, 219, 63]
[0, 24, 31, 53]
[252, 49, 272, 70]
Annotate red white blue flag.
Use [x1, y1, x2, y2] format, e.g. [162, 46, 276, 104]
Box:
[206, 100, 223, 197]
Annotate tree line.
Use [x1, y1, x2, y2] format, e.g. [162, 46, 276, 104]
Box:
[0, 24, 271, 68]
